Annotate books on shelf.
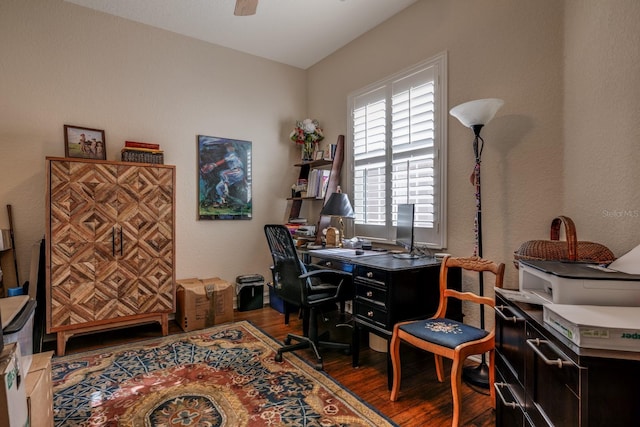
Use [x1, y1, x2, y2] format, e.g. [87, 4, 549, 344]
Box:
[121, 140, 164, 164]
[305, 169, 330, 199]
[125, 141, 160, 150]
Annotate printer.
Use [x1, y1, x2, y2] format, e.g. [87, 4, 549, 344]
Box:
[515, 259, 640, 352]
[518, 260, 640, 306]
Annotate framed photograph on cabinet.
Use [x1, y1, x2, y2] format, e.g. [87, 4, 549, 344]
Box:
[64, 125, 106, 160]
[198, 135, 252, 220]
[314, 150, 324, 161]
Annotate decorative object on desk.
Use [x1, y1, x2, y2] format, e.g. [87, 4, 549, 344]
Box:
[290, 119, 324, 161]
[52, 321, 395, 427]
[449, 97, 504, 389]
[513, 215, 615, 268]
[325, 226, 340, 247]
[64, 124, 106, 160]
[320, 186, 355, 247]
[198, 135, 252, 220]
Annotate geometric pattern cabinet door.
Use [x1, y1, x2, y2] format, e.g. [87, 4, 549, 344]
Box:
[46, 157, 175, 355]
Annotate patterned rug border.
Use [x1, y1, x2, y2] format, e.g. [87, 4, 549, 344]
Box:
[53, 320, 399, 427]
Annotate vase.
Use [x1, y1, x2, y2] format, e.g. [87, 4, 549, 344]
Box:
[302, 141, 315, 161]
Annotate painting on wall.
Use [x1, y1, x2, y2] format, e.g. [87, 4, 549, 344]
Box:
[198, 135, 252, 220]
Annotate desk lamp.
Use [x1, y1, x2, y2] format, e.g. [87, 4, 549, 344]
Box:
[320, 187, 355, 247]
[449, 98, 504, 388]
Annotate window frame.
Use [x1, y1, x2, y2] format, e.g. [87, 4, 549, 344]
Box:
[345, 52, 448, 249]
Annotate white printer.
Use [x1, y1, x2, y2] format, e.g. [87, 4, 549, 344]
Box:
[515, 260, 640, 351]
[518, 260, 640, 306]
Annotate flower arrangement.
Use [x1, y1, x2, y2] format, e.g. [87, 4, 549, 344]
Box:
[290, 119, 324, 145]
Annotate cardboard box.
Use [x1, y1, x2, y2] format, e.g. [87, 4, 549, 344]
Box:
[201, 277, 234, 325]
[0, 343, 28, 427]
[25, 351, 53, 427]
[176, 278, 234, 332]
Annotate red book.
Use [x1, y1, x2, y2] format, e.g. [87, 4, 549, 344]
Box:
[125, 140, 160, 150]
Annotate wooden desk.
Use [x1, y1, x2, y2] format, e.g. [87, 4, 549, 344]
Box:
[308, 249, 461, 387]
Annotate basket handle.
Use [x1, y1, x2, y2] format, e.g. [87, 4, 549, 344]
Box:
[550, 216, 577, 261]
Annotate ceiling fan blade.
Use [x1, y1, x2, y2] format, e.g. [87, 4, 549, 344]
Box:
[234, 0, 258, 16]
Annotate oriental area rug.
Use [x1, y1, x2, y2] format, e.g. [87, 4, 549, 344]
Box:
[52, 320, 396, 426]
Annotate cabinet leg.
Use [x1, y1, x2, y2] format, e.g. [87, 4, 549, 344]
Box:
[56, 332, 68, 356]
[160, 313, 169, 336]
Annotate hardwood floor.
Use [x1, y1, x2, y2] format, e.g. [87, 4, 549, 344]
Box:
[51, 306, 496, 426]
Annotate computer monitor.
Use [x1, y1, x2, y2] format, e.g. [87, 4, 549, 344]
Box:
[394, 203, 420, 259]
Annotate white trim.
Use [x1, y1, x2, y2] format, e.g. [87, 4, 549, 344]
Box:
[346, 51, 448, 249]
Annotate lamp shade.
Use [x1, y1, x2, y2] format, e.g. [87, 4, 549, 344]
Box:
[320, 192, 355, 218]
[449, 98, 504, 128]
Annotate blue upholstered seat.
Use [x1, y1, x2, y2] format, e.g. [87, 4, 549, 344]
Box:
[389, 256, 506, 427]
[399, 319, 489, 349]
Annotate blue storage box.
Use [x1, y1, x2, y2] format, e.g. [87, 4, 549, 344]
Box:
[268, 285, 286, 313]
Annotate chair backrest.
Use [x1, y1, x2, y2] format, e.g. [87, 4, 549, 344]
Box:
[433, 256, 505, 323]
[264, 224, 308, 305]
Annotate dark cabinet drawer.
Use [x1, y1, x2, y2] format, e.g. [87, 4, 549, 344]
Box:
[495, 368, 526, 427]
[355, 280, 387, 307]
[355, 266, 387, 284]
[355, 300, 387, 329]
[525, 325, 581, 427]
[495, 299, 527, 386]
[496, 351, 525, 409]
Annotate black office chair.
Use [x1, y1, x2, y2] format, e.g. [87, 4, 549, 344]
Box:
[264, 224, 354, 369]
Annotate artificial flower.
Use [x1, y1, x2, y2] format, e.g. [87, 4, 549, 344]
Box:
[290, 119, 324, 145]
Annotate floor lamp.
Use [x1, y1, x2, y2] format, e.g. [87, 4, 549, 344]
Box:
[449, 98, 504, 388]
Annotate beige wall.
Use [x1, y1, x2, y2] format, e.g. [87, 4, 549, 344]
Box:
[563, 0, 640, 256]
[0, 0, 305, 285]
[308, 0, 565, 290]
[1, 0, 639, 326]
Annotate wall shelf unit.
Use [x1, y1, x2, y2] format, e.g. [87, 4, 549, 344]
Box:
[287, 136, 344, 244]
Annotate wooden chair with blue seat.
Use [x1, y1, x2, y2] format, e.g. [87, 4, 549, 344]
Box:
[389, 255, 505, 427]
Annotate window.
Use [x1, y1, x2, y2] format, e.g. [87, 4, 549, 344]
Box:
[346, 52, 447, 248]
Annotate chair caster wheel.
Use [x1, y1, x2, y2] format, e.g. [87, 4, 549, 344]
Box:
[314, 362, 323, 370]
[275, 353, 283, 363]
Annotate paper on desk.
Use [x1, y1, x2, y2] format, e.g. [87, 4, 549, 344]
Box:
[608, 243, 640, 274]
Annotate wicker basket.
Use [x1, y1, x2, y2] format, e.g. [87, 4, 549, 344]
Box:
[513, 216, 615, 268]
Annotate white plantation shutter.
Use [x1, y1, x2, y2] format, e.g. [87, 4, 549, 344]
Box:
[347, 53, 447, 247]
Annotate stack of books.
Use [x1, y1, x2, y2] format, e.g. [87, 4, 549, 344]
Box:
[121, 141, 164, 164]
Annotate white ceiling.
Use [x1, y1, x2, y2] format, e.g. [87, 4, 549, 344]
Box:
[65, 0, 418, 69]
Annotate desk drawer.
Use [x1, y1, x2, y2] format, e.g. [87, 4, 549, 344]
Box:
[354, 266, 387, 285]
[355, 301, 387, 328]
[355, 280, 387, 307]
[314, 259, 354, 273]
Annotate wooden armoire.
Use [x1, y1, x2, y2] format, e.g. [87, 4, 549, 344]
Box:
[45, 157, 175, 355]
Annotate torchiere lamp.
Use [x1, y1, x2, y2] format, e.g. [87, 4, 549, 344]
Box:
[449, 98, 504, 389]
[319, 186, 355, 247]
